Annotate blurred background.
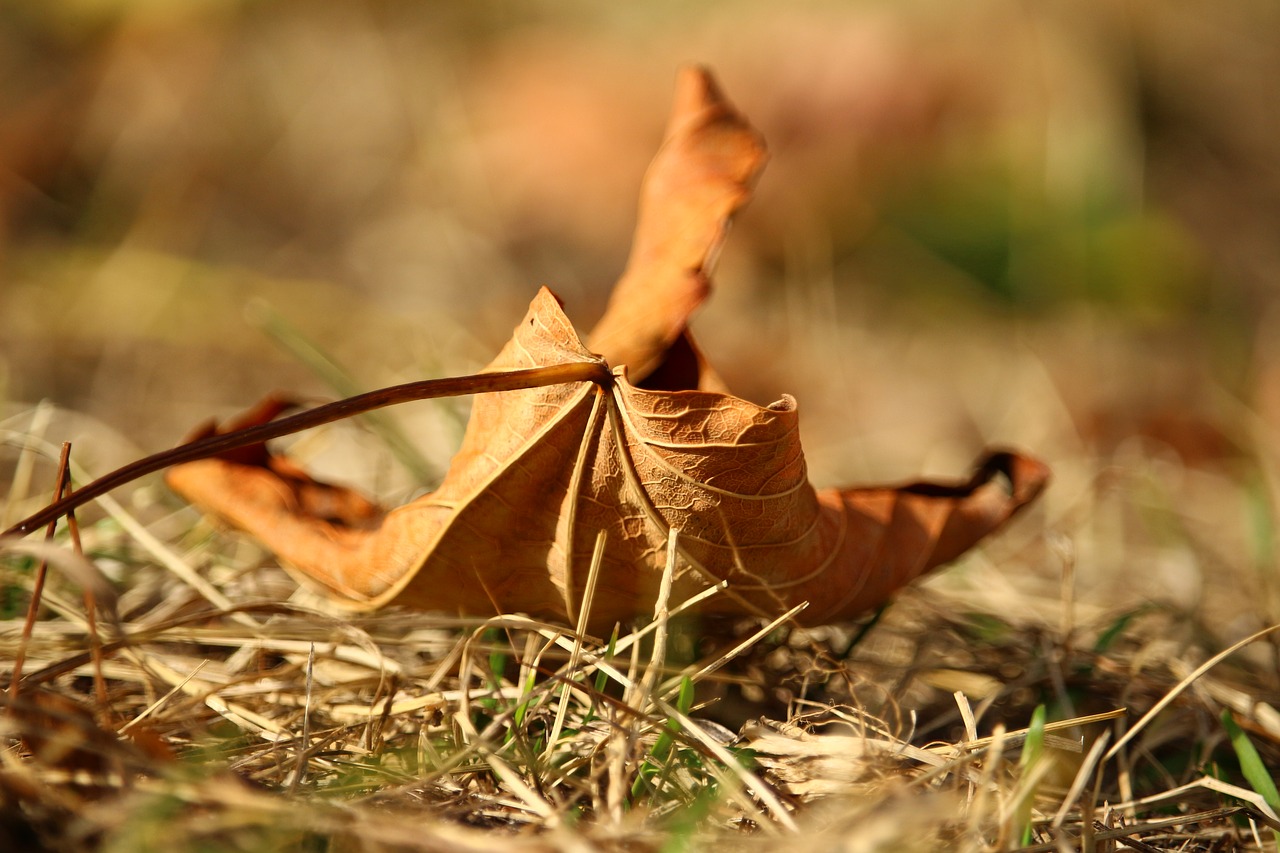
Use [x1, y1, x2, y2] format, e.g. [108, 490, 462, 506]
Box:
[3, 0, 1280, 632]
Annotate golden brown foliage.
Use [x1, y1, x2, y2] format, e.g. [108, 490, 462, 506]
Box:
[165, 68, 1047, 633]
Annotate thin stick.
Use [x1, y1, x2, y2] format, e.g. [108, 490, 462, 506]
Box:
[8, 442, 73, 701]
[61, 475, 110, 711]
[4, 361, 611, 538]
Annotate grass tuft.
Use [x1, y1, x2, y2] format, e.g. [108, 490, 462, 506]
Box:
[5, 399, 1280, 850]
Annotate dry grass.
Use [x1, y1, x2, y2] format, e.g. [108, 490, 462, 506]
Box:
[4, 3, 1280, 849]
[3, 385, 1280, 851]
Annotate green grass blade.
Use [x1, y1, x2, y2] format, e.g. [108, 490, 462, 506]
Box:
[1017, 704, 1047, 847]
[1221, 709, 1280, 815]
[675, 675, 694, 716]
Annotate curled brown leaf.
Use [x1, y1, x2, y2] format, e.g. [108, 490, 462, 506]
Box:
[165, 66, 1048, 634]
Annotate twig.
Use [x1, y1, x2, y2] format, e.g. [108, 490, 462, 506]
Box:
[61, 476, 110, 711]
[4, 362, 612, 538]
[8, 441, 72, 701]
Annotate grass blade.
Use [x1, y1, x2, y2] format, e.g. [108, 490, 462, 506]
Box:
[1222, 708, 1280, 845]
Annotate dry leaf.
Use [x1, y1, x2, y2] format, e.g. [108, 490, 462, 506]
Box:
[166, 67, 1048, 634]
[587, 68, 765, 393]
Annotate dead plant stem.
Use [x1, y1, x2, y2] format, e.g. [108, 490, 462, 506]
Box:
[4, 362, 611, 538]
[8, 441, 72, 701]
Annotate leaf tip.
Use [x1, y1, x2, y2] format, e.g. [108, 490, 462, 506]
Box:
[672, 65, 725, 117]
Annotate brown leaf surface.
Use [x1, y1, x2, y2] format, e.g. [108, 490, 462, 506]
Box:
[588, 68, 765, 393]
[166, 67, 1048, 634]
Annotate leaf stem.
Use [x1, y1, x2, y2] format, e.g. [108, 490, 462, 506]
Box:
[4, 361, 611, 538]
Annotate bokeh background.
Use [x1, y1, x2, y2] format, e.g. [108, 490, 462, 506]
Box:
[4, 1, 1280, 634]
